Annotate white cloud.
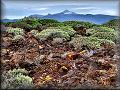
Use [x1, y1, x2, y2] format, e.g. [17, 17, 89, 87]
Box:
[75, 7, 118, 16]
[90, 9, 118, 16]
[72, 7, 96, 10]
[5, 15, 25, 19]
[105, 10, 118, 16]
[35, 8, 48, 11]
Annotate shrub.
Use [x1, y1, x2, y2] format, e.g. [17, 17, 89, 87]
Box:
[30, 30, 39, 35]
[9, 68, 28, 76]
[6, 27, 24, 36]
[12, 74, 33, 89]
[59, 26, 76, 36]
[93, 26, 115, 32]
[38, 19, 59, 25]
[20, 17, 39, 25]
[32, 23, 47, 31]
[86, 26, 118, 42]
[35, 26, 76, 41]
[63, 21, 96, 28]
[8, 17, 46, 31]
[91, 32, 118, 41]
[102, 19, 120, 30]
[13, 35, 24, 41]
[35, 29, 70, 41]
[86, 26, 116, 35]
[73, 24, 87, 36]
[1, 69, 34, 89]
[47, 22, 64, 27]
[8, 22, 33, 30]
[69, 36, 115, 50]
[48, 26, 76, 36]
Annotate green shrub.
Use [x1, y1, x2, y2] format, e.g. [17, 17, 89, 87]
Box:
[9, 22, 33, 30]
[38, 19, 59, 25]
[86, 26, 116, 35]
[6, 27, 24, 36]
[59, 26, 76, 36]
[20, 17, 39, 25]
[93, 26, 115, 32]
[1, 69, 34, 89]
[91, 32, 118, 41]
[35, 26, 76, 41]
[35, 29, 70, 41]
[63, 21, 96, 28]
[30, 30, 39, 35]
[86, 26, 118, 42]
[8, 68, 28, 76]
[7, 17, 48, 31]
[69, 36, 115, 50]
[48, 26, 76, 36]
[13, 35, 24, 41]
[12, 74, 33, 89]
[102, 19, 120, 30]
[47, 22, 65, 27]
[32, 23, 47, 31]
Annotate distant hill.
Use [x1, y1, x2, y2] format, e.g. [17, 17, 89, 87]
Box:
[2, 10, 119, 24]
[102, 19, 120, 29]
[29, 14, 44, 18]
[1, 19, 19, 23]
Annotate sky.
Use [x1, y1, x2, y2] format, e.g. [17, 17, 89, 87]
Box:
[2, 0, 120, 19]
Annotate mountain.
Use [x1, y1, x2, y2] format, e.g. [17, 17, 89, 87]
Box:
[29, 14, 44, 18]
[1, 19, 19, 23]
[57, 10, 76, 14]
[1, 10, 119, 24]
[102, 19, 120, 29]
[40, 10, 118, 24]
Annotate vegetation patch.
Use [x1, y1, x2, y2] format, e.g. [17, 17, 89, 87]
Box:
[86, 26, 118, 42]
[70, 36, 115, 50]
[1, 69, 34, 89]
[35, 26, 76, 41]
[6, 27, 24, 36]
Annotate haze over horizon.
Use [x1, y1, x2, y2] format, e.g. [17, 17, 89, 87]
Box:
[2, 0, 119, 19]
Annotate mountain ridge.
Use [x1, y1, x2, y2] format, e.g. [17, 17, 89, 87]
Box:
[2, 10, 119, 24]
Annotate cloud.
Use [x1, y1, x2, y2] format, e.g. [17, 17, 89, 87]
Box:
[71, 7, 99, 13]
[105, 10, 118, 16]
[72, 7, 95, 10]
[73, 6, 118, 16]
[5, 15, 26, 19]
[86, 9, 118, 16]
[36, 8, 48, 11]
[2, 0, 119, 19]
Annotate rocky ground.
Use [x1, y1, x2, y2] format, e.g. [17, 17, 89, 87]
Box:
[1, 31, 120, 89]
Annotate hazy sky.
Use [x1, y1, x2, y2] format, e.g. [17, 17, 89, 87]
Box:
[2, 0, 120, 19]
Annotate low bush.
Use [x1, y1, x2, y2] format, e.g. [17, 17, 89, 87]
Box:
[13, 35, 24, 41]
[35, 26, 76, 41]
[86, 26, 116, 35]
[30, 30, 39, 35]
[1, 68, 34, 89]
[91, 32, 118, 41]
[9, 68, 28, 76]
[102, 19, 120, 30]
[59, 26, 76, 36]
[86, 26, 118, 42]
[63, 21, 96, 28]
[35, 29, 70, 41]
[6, 27, 24, 36]
[69, 36, 115, 50]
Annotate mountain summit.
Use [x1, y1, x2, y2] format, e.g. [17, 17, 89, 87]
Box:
[60, 10, 76, 14]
